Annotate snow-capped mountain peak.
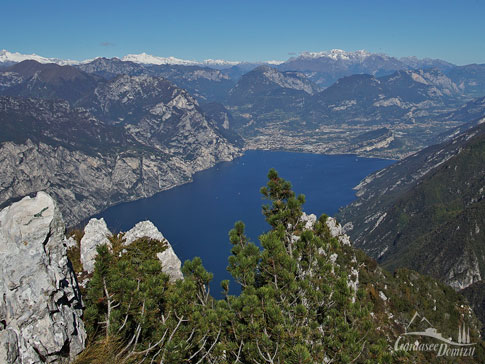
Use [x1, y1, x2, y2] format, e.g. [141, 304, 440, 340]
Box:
[0, 49, 81, 66]
[121, 52, 200, 66]
[297, 49, 374, 61]
[265, 60, 285, 65]
[120, 53, 284, 69]
[202, 59, 240, 67]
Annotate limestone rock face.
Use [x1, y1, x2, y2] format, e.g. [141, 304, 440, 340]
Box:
[0, 192, 86, 364]
[80, 218, 112, 273]
[325, 217, 351, 246]
[0, 94, 241, 228]
[123, 221, 183, 281]
[300, 212, 317, 230]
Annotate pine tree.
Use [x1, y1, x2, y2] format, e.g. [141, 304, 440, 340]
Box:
[222, 169, 375, 363]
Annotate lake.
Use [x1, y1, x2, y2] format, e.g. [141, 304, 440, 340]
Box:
[96, 151, 394, 296]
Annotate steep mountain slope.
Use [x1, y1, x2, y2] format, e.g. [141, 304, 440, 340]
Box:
[448, 64, 485, 97]
[461, 281, 485, 335]
[445, 96, 485, 124]
[0, 89, 241, 226]
[399, 56, 455, 72]
[436, 98, 485, 142]
[0, 60, 102, 103]
[81, 74, 185, 124]
[226, 65, 318, 130]
[337, 122, 485, 290]
[143, 64, 235, 102]
[76, 57, 146, 79]
[80, 74, 240, 155]
[199, 102, 245, 147]
[0, 96, 135, 153]
[309, 69, 462, 125]
[228, 65, 320, 103]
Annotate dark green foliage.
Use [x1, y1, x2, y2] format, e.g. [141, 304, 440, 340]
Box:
[227, 221, 259, 288]
[84, 238, 171, 352]
[82, 236, 229, 363]
[260, 168, 306, 228]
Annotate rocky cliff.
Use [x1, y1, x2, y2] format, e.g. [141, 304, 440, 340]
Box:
[0, 73, 241, 227]
[0, 192, 85, 363]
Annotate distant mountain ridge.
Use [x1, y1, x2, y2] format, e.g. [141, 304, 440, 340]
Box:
[0, 49, 83, 66]
[1, 60, 102, 103]
[278, 49, 457, 87]
[0, 48, 470, 74]
[3, 48, 485, 99]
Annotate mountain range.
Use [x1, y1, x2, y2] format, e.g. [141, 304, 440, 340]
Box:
[0, 48, 479, 83]
[225, 64, 481, 158]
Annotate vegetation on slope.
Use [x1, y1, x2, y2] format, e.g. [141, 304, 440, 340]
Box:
[74, 170, 484, 363]
[342, 123, 485, 290]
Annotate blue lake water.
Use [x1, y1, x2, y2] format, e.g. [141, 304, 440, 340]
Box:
[96, 151, 394, 296]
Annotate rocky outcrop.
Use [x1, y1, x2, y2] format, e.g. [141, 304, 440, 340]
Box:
[0, 192, 85, 363]
[123, 221, 183, 281]
[80, 218, 112, 274]
[76, 219, 183, 282]
[325, 217, 351, 246]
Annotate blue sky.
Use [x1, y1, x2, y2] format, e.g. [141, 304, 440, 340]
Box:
[1, 0, 484, 65]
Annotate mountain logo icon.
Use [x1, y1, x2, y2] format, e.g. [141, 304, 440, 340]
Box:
[393, 311, 476, 357]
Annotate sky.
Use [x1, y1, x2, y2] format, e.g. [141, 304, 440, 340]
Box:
[1, 0, 484, 65]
